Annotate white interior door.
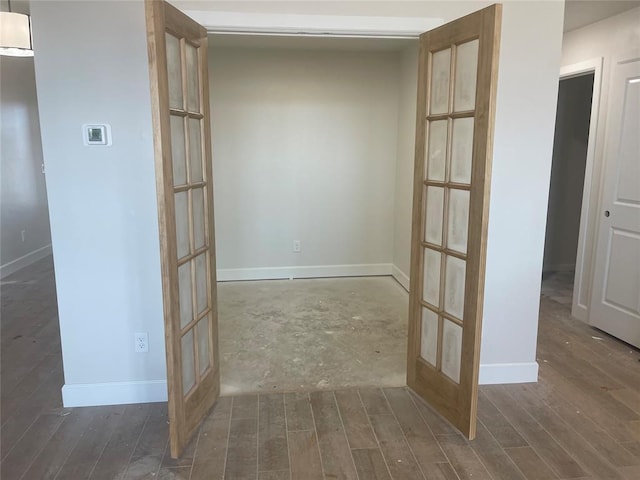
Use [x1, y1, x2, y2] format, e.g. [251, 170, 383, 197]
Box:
[589, 52, 640, 348]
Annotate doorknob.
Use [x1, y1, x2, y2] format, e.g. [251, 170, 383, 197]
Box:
[604, 210, 610, 217]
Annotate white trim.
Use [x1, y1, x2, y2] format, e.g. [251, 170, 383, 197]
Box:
[217, 263, 393, 282]
[62, 380, 167, 407]
[185, 11, 441, 37]
[558, 58, 603, 324]
[478, 362, 539, 385]
[0, 244, 52, 279]
[391, 265, 410, 292]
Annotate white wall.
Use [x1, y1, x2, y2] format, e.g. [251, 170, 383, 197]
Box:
[0, 55, 52, 277]
[480, 1, 564, 382]
[392, 45, 419, 290]
[561, 6, 640, 315]
[543, 74, 593, 272]
[209, 46, 400, 280]
[31, 0, 166, 406]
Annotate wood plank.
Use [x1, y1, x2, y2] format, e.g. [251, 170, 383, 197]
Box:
[225, 417, 258, 479]
[288, 430, 323, 480]
[383, 387, 447, 468]
[483, 386, 587, 479]
[409, 390, 457, 436]
[359, 388, 391, 415]
[505, 446, 560, 480]
[284, 392, 313, 432]
[436, 433, 492, 480]
[0, 412, 64, 479]
[258, 470, 290, 480]
[309, 390, 358, 480]
[334, 390, 377, 449]
[258, 393, 289, 472]
[123, 455, 163, 479]
[477, 390, 528, 448]
[469, 421, 526, 480]
[190, 414, 231, 480]
[21, 407, 97, 480]
[157, 466, 191, 479]
[368, 414, 425, 480]
[55, 406, 127, 480]
[351, 448, 391, 480]
[539, 365, 639, 443]
[232, 394, 259, 419]
[518, 382, 639, 467]
[429, 463, 462, 480]
[506, 384, 624, 480]
[211, 396, 233, 418]
[161, 431, 198, 468]
[130, 403, 170, 459]
[89, 403, 151, 480]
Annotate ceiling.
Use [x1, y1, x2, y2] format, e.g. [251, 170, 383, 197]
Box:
[564, 0, 640, 31]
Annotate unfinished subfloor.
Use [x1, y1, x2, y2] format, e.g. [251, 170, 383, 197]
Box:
[217, 276, 408, 395]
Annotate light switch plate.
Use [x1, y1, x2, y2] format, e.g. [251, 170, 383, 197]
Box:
[83, 124, 112, 146]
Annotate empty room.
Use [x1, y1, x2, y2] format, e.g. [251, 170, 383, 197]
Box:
[207, 34, 419, 394]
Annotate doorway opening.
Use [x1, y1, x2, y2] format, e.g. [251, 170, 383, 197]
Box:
[542, 72, 595, 309]
[206, 33, 419, 395]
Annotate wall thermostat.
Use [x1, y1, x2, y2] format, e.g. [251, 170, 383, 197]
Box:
[83, 124, 112, 146]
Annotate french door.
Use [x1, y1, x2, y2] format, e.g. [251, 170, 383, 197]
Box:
[145, 0, 220, 458]
[145, 0, 503, 455]
[407, 4, 502, 439]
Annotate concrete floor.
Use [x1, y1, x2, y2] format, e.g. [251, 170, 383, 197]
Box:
[217, 276, 409, 395]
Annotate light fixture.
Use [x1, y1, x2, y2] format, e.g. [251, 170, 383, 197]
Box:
[0, 0, 34, 57]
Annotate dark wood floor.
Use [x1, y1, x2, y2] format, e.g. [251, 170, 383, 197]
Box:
[1, 258, 639, 480]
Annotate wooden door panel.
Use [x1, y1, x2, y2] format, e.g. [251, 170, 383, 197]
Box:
[145, 0, 220, 458]
[408, 4, 501, 440]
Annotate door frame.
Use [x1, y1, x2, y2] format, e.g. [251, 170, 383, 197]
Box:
[180, 11, 440, 37]
[555, 58, 604, 323]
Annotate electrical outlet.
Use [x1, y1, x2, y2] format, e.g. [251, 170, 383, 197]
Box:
[293, 240, 301, 253]
[134, 332, 148, 353]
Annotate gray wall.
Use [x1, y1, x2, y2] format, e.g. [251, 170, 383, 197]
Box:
[544, 74, 593, 272]
[209, 46, 400, 277]
[0, 56, 52, 277]
[391, 45, 419, 289]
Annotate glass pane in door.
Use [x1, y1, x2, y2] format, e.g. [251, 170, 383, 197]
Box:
[185, 43, 200, 113]
[181, 329, 195, 394]
[166, 33, 183, 110]
[170, 116, 187, 185]
[453, 40, 479, 112]
[430, 48, 451, 115]
[188, 118, 203, 183]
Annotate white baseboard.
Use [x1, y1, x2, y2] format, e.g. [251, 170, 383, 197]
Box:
[542, 263, 575, 273]
[217, 263, 393, 282]
[62, 380, 168, 407]
[391, 265, 410, 292]
[479, 362, 539, 384]
[0, 244, 52, 279]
